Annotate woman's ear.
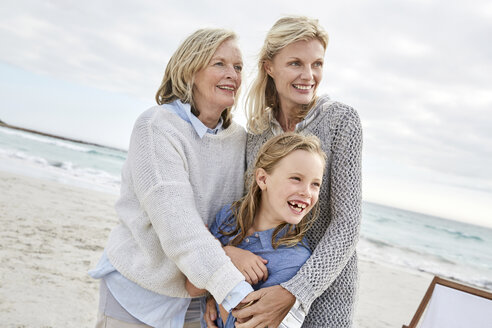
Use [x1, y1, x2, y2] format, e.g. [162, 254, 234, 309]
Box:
[255, 168, 268, 190]
[263, 60, 273, 77]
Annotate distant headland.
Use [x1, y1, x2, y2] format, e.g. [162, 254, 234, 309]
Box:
[0, 120, 124, 151]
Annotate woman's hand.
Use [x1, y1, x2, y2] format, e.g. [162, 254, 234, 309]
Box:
[204, 295, 218, 328]
[223, 245, 268, 285]
[231, 285, 295, 327]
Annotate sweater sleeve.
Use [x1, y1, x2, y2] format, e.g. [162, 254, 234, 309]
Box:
[281, 107, 363, 312]
[128, 111, 245, 303]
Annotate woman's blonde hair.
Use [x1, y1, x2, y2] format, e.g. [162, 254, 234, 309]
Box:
[246, 16, 329, 134]
[221, 132, 327, 249]
[155, 28, 238, 128]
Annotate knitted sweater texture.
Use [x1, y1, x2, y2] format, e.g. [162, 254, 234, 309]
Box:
[106, 104, 247, 304]
[246, 95, 363, 328]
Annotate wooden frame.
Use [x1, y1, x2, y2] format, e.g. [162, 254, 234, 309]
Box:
[402, 276, 492, 328]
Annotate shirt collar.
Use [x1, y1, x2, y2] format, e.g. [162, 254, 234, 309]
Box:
[258, 229, 273, 249]
[251, 226, 292, 249]
[172, 100, 223, 138]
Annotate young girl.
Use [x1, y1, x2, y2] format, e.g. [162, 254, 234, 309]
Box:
[186, 132, 326, 328]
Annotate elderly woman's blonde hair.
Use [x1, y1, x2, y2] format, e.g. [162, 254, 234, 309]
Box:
[155, 28, 238, 128]
[246, 16, 329, 134]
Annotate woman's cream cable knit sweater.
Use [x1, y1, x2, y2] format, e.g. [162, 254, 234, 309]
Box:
[246, 95, 363, 328]
[106, 104, 247, 304]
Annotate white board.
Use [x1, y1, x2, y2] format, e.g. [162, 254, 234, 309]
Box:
[418, 284, 492, 328]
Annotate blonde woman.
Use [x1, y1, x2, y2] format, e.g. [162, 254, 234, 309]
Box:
[89, 29, 260, 328]
[231, 16, 363, 327]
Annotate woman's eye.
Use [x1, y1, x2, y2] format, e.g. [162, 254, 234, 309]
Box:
[214, 61, 224, 66]
[289, 61, 301, 67]
[312, 182, 321, 187]
[234, 65, 243, 72]
[313, 61, 323, 68]
[290, 177, 301, 181]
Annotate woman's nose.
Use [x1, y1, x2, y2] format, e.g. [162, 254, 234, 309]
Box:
[300, 66, 313, 80]
[225, 65, 239, 80]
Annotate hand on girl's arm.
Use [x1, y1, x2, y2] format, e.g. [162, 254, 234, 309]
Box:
[205, 291, 256, 327]
[232, 285, 295, 327]
[223, 245, 268, 285]
[185, 278, 207, 297]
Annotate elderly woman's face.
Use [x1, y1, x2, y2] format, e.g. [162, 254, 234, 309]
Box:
[264, 39, 324, 112]
[193, 39, 243, 118]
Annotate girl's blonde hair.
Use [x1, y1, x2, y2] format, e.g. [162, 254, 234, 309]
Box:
[222, 132, 327, 249]
[155, 28, 238, 128]
[246, 16, 329, 134]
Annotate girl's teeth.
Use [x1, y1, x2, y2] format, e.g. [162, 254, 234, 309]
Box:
[288, 201, 307, 213]
[290, 201, 307, 208]
[293, 85, 311, 90]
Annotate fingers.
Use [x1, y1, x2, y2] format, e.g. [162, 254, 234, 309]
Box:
[235, 316, 250, 324]
[233, 314, 264, 328]
[205, 316, 218, 328]
[253, 260, 268, 281]
[252, 264, 266, 282]
[234, 285, 294, 327]
[259, 261, 268, 280]
[243, 258, 268, 284]
[241, 270, 252, 285]
[240, 289, 263, 303]
[232, 302, 255, 320]
[244, 267, 259, 285]
[232, 291, 263, 319]
[205, 296, 218, 328]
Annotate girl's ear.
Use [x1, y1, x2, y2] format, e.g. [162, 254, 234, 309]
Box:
[263, 60, 273, 77]
[255, 168, 268, 190]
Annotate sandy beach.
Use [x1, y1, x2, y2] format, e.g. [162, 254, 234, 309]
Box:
[0, 170, 434, 328]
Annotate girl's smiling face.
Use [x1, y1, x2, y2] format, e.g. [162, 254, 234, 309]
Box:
[255, 149, 324, 230]
[264, 38, 325, 112]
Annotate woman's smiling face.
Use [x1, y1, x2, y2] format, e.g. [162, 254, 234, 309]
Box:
[264, 39, 325, 112]
[192, 39, 243, 124]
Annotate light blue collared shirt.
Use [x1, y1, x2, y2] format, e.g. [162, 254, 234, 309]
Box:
[89, 99, 252, 327]
[165, 100, 223, 138]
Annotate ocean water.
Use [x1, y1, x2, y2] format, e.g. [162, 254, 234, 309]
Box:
[0, 126, 124, 193]
[1, 126, 491, 290]
[359, 202, 492, 289]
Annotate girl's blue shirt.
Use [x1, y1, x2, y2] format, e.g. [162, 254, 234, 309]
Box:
[203, 204, 312, 327]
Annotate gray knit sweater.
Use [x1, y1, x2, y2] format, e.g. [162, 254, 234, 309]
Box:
[246, 95, 362, 328]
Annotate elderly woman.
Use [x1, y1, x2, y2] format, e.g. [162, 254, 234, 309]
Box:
[89, 28, 256, 328]
[231, 16, 363, 328]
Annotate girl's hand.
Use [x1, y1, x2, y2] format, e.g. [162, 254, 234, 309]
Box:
[223, 245, 268, 285]
[204, 295, 218, 328]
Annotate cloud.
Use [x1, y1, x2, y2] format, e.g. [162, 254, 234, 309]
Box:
[1, 0, 491, 221]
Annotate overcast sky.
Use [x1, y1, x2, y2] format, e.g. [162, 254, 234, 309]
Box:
[1, 0, 491, 227]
